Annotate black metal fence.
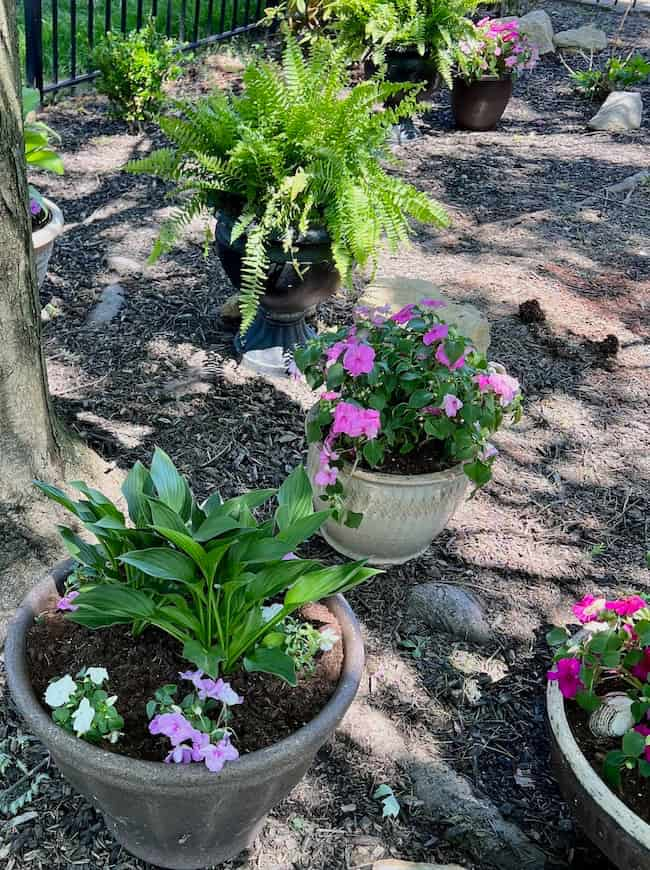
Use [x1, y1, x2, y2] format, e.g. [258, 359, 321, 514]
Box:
[22, 0, 264, 96]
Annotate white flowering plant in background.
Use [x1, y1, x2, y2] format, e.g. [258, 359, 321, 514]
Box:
[44, 668, 124, 744]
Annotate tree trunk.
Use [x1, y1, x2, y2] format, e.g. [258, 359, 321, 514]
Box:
[0, 0, 64, 500]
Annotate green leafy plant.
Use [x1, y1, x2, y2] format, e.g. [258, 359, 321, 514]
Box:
[328, 0, 476, 79]
[263, 0, 332, 36]
[22, 87, 64, 224]
[92, 21, 181, 126]
[36, 450, 379, 685]
[44, 668, 124, 744]
[276, 615, 339, 673]
[566, 51, 650, 101]
[126, 35, 448, 333]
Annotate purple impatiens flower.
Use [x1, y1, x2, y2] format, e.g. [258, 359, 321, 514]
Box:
[179, 670, 243, 706]
[57, 590, 80, 612]
[149, 712, 200, 747]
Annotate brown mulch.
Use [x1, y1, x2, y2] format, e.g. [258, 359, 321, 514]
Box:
[1, 1, 650, 868]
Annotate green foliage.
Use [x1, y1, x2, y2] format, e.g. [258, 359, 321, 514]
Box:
[568, 52, 650, 102]
[277, 615, 338, 673]
[126, 34, 448, 332]
[92, 21, 181, 125]
[44, 669, 124, 744]
[36, 450, 380, 684]
[22, 87, 64, 176]
[0, 734, 50, 817]
[263, 0, 331, 36]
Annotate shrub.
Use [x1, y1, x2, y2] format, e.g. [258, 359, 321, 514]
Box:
[92, 22, 181, 125]
[126, 35, 448, 332]
[567, 52, 650, 102]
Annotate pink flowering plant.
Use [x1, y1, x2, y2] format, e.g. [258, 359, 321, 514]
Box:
[547, 593, 650, 787]
[443, 17, 538, 83]
[294, 299, 522, 524]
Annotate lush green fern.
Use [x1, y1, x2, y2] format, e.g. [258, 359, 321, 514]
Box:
[127, 34, 448, 333]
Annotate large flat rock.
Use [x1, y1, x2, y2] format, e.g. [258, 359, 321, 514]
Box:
[588, 91, 643, 132]
[554, 24, 607, 50]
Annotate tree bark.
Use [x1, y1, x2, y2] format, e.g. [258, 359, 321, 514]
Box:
[0, 0, 64, 500]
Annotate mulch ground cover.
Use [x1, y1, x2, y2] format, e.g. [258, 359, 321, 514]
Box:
[1, 1, 649, 867]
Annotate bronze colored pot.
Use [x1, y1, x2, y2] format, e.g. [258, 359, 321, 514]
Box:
[451, 76, 513, 131]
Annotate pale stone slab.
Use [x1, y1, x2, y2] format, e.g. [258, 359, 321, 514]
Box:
[554, 24, 607, 50]
[519, 10, 555, 54]
[588, 91, 642, 131]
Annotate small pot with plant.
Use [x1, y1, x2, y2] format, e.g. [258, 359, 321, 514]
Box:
[127, 36, 447, 376]
[23, 88, 65, 286]
[443, 17, 538, 131]
[6, 451, 378, 869]
[294, 298, 522, 564]
[547, 593, 650, 869]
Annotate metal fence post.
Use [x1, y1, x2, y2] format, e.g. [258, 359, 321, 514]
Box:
[24, 0, 45, 96]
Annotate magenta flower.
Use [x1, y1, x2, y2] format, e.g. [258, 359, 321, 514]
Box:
[422, 405, 441, 415]
[392, 304, 416, 324]
[57, 590, 80, 612]
[150, 712, 200, 747]
[360, 408, 381, 439]
[343, 343, 375, 377]
[605, 596, 648, 617]
[505, 55, 518, 68]
[422, 323, 449, 346]
[325, 341, 348, 366]
[442, 394, 463, 418]
[632, 648, 650, 682]
[474, 374, 491, 391]
[420, 298, 446, 308]
[572, 594, 606, 624]
[321, 391, 340, 401]
[488, 373, 519, 405]
[30, 198, 42, 216]
[197, 733, 239, 773]
[315, 465, 338, 486]
[332, 402, 365, 438]
[435, 344, 465, 371]
[547, 658, 583, 699]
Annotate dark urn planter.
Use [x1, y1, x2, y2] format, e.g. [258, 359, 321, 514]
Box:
[451, 75, 513, 131]
[5, 566, 365, 870]
[364, 48, 439, 141]
[215, 211, 340, 375]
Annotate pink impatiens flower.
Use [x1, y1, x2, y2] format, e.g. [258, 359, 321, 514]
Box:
[392, 304, 417, 324]
[435, 344, 465, 371]
[632, 648, 650, 682]
[321, 391, 341, 401]
[605, 596, 648, 617]
[315, 465, 338, 487]
[442, 394, 463, 418]
[179, 670, 243, 706]
[197, 733, 239, 773]
[342, 343, 375, 377]
[420, 298, 447, 308]
[422, 323, 449, 346]
[150, 712, 201, 747]
[57, 590, 80, 612]
[547, 658, 583, 699]
[332, 402, 380, 439]
[635, 725, 650, 761]
[572, 595, 606, 624]
[487, 373, 520, 405]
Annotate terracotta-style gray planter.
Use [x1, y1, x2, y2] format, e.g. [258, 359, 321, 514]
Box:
[32, 197, 64, 287]
[5, 570, 364, 870]
[547, 678, 650, 870]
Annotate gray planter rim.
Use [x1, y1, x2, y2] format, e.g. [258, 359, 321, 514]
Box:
[5, 568, 364, 791]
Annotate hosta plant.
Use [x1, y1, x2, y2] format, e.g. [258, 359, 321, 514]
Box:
[126, 35, 448, 333]
[548, 593, 650, 788]
[442, 17, 538, 83]
[294, 298, 522, 523]
[22, 87, 64, 228]
[36, 450, 379, 685]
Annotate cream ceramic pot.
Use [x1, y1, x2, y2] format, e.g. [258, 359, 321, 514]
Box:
[32, 198, 64, 287]
[307, 443, 469, 565]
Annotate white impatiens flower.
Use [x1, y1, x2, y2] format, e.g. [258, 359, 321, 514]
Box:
[72, 698, 95, 736]
[319, 628, 340, 652]
[85, 667, 109, 685]
[261, 603, 284, 623]
[44, 674, 77, 709]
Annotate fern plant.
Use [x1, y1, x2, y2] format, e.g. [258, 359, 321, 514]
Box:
[328, 0, 476, 79]
[126, 35, 448, 332]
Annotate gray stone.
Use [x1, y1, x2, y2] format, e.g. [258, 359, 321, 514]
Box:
[220, 292, 241, 320]
[554, 24, 607, 51]
[373, 862, 468, 870]
[518, 10, 555, 54]
[87, 284, 126, 324]
[406, 583, 491, 644]
[105, 254, 144, 276]
[588, 91, 642, 132]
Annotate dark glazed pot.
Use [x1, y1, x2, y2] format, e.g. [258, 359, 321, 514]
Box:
[364, 48, 440, 105]
[5, 569, 365, 870]
[451, 76, 513, 131]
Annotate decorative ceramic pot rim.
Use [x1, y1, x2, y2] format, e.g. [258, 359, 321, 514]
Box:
[32, 197, 64, 249]
[547, 678, 650, 849]
[335, 455, 467, 488]
[5, 573, 363, 792]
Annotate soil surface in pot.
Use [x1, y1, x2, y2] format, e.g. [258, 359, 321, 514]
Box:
[566, 701, 650, 824]
[26, 602, 342, 761]
[357, 439, 457, 476]
[31, 208, 51, 232]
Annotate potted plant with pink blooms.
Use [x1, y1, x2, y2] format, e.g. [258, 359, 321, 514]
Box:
[442, 17, 539, 131]
[294, 297, 522, 565]
[546, 592, 650, 868]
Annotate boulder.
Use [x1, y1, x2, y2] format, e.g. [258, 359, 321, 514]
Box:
[406, 583, 491, 645]
[554, 25, 607, 51]
[588, 91, 642, 132]
[518, 10, 555, 54]
[360, 277, 491, 354]
[220, 292, 241, 320]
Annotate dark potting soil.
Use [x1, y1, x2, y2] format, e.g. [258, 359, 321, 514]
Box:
[31, 208, 51, 232]
[26, 601, 343, 762]
[566, 702, 650, 825]
[358, 438, 455, 476]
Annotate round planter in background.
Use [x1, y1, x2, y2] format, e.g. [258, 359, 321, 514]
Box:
[307, 443, 469, 565]
[32, 198, 64, 287]
[6, 571, 364, 870]
[547, 679, 650, 870]
[451, 76, 513, 131]
[364, 48, 439, 141]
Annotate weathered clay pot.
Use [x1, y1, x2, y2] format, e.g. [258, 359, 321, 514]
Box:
[547, 678, 650, 870]
[5, 569, 364, 870]
[32, 197, 64, 287]
[451, 76, 513, 131]
[307, 443, 469, 565]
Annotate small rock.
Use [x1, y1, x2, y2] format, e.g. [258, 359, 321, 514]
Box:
[373, 862, 468, 870]
[105, 254, 144, 276]
[406, 583, 491, 644]
[519, 299, 546, 323]
[220, 292, 241, 320]
[588, 91, 642, 132]
[554, 25, 607, 51]
[518, 10, 555, 54]
[87, 283, 126, 324]
[594, 334, 619, 357]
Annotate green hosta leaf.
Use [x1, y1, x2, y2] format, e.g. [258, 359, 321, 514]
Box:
[58, 526, 107, 570]
[152, 527, 209, 570]
[68, 482, 124, 520]
[245, 558, 321, 603]
[275, 466, 314, 531]
[244, 647, 297, 686]
[119, 548, 197, 582]
[33, 481, 96, 521]
[69, 585, 156, 627]
[122, 461, 154, 526]
[276, 511, 330, 548]
[623, 729, 646, 758]
[147, 497, 188, 534]
[150, 447, 191, 518]
[284, 563, 379, 608]
[194, 514, 243, 542]
[182, 640, 225, 679]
